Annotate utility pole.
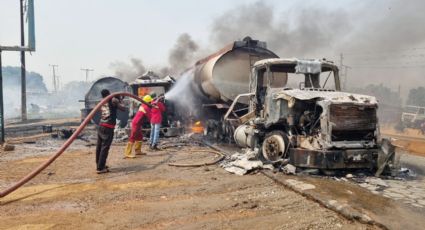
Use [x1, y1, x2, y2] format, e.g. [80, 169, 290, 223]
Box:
[343, 66, 351, 90]
[81, 68, 93, 82]
[339, 53, 345, 90]
[56, 75, 61, 91]
[0, 51, 5, 143]
[0, 0, 36, 142]
[20, 0, 27, 121]
[49, 64, 58, 93]
[339, 53, 351, 90]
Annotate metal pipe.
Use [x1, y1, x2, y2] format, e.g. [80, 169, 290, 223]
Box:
[0, 92, 150, 198]
[223, 93, 254, 121]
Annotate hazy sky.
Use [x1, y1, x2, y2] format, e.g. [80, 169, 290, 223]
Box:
[0, 0, 351, 90]
[1, 0, 424, 96]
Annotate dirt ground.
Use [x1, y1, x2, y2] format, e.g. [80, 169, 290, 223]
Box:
[1, 123, 425, 229]
[0, 135, 374, 230]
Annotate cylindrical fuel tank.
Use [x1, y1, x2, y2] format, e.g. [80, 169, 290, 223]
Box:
[82, 77, 130, 127]
[234, 124, 256, 148]
[192, 37, 278, 104]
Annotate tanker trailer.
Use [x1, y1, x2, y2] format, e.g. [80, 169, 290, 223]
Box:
[80, 76, 130, 128]
[177, 37, 278, 140]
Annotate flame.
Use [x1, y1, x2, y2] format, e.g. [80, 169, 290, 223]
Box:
[138, 87, 150, 97]
[191, 121, 204, 134]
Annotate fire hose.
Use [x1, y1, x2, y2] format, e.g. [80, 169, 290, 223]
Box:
[168, 149, 225, 167]
[0, 92, 150, 198]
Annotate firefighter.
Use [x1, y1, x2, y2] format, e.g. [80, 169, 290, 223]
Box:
[124, 95, 152, 158]
[96, 89, 126, 174]
[149, 95, 166, 150]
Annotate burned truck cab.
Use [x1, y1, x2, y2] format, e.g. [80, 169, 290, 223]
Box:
[232, 58, 394, 172]
[129, 73, 182, 137]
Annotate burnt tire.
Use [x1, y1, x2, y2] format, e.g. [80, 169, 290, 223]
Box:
[261, 131, 289, 163]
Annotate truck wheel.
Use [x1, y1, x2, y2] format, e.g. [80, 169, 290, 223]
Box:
[261, 131, 288, 162]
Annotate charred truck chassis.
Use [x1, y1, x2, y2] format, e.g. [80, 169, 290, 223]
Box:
[228, 58, 395, 173]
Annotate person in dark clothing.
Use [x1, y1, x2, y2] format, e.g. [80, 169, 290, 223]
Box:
[95, 89, 126, 174]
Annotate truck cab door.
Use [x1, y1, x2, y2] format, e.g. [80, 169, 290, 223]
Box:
[252, 67, 268, 117]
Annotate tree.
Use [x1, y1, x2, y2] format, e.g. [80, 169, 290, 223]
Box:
[2, 66, 48, 92]
[350, 84, 402, 108]
[61, 81, 92, 102]
[350, 84, 402, 123]
[406, 87, 425, 106]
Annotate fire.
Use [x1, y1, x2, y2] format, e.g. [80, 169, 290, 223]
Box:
[191, 121, 204, 134]
[138, 87, 150, 97]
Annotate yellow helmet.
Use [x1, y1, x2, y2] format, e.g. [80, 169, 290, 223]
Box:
[142, 95, 153, 103]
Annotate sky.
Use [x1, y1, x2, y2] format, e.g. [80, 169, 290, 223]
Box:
[0, 0, 260, 89]
[1, 0, 424, 96]
[0, 0, 349, 91]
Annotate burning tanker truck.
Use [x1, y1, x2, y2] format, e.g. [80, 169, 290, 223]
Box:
[175, 37, 278, 139]
[81, 72, 182, 137]
[178, 37, 396, 174]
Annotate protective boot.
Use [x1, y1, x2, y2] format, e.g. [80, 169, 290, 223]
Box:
[124, 142, 136, 158]
[134, 141, 146, 155]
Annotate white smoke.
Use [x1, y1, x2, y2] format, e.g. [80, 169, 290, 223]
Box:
[165, 69, 204, 118]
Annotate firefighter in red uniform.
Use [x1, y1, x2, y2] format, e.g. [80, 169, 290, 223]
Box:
[124, 95, 153, 158]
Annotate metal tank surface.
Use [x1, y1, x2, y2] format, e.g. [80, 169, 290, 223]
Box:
[81, 77, 130, 128]
[191, 37, 279, 104]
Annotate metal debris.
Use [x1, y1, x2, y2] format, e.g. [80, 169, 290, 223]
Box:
[282, 164, 297, 175]
[221, 151, 273, 175]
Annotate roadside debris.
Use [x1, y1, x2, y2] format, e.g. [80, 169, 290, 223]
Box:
[59, 128, 76, 139]
[346, 173, 354, 179]
[364, 177, 389, 187]
[114, 127, 129, 142]
[42, 125, 53, 133]
[2, 143, 15, 151]
[282, 164, 297, 175]
[221, 149, 273, 175]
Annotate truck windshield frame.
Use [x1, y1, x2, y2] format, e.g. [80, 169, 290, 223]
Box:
[264, 64, 339, 90]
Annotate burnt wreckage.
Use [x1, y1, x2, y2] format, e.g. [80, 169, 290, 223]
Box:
[80, 37, 395, 173]
[225, 58, 395, 173]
